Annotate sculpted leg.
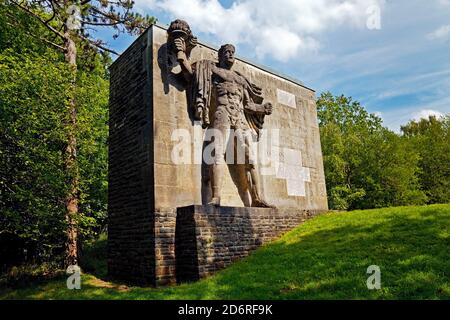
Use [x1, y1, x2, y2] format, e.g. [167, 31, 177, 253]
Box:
[248, 166, 273, 208]
[209, 112, 230, 206]
[210, 162, 224, 206]
[240, 129, 274, 208]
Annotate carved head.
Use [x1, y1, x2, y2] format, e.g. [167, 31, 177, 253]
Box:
[167, 19, 197, 57]
[167, 19, 192, 39]
[218, 44, 236, 69]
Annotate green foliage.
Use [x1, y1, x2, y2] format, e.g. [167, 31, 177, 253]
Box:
[2, 0, 156, 267]
[1, 204, 449, 299]
[79, 233, 108, 279]
[317, 92, 427, 210]
[0, 4, 109, 265]
[0, 261, 64, 288]
[76, 57, 109, 238]
[401, 116, 450, 204]
[0, 49, 70, 259]
[0, 2, 47, 55]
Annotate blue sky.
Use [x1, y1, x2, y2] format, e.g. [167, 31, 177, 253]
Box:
[98, 0, 450, 132]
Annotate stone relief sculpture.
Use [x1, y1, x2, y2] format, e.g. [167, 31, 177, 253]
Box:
[167, 20, 275, 208]
[109, 20, 328, 286]
[166, 19, 197, 72]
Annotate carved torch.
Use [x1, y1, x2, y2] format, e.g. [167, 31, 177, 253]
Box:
[167, 19, 197, 63]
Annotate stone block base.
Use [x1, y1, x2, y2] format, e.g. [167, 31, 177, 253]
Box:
[155, 205, 322, 286]
[109, 205, 323, 286]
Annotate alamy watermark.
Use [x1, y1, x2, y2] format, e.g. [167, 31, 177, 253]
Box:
[66, 5, 81, 30]
[170, 122, 280, 174]
[366, 265, 381, 290]
[366, 4, 382, 30]
[66, 265, 81, 290]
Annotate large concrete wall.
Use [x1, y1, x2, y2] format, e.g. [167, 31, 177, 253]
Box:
[152, 25, 327, 210]
[108, 24, 328, 286]
[108, 30, 155, 285]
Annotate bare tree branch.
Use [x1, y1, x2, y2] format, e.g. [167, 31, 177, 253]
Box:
[44, 0, 56, 24]
[89, 6, 130, 24]
[5, 11, 65, 51]
[11, 0, 65, 40]
[38, 34, 66, 51]
[79, 34, 120, 55]
[82, 20, 122, 27]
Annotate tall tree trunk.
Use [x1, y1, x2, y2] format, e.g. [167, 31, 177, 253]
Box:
[64, 29, 79, 267]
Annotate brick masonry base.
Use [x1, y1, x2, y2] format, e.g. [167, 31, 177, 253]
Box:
[153, 205, 323, 286]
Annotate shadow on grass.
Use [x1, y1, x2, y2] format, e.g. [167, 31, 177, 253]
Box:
[149, 205, 450, 300]
[80, 233, 108, 280]
[2, 205, 449, 299]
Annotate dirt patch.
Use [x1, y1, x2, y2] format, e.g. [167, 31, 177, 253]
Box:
[88, 277, 130, 292]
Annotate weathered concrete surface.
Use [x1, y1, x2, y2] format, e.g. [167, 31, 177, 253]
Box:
[151, 24, 327, 210]
[174, 205, 321, 285]
[108, 24, 328, 286]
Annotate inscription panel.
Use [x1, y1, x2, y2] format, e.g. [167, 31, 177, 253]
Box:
[277, 88, 297, 108]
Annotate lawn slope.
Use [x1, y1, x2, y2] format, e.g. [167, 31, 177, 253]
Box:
[1, 204, 449, 299]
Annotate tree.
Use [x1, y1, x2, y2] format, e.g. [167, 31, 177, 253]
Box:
[317, 92, 380, 209]
[317, 92, 426, 210]
[0, 49, 70, 266]
[1, 3, 112, 270]
[401, 116, 450, 204]
[7, 0, 155, 266]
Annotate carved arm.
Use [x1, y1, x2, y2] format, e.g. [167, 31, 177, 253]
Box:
[243, 89, 273, 115]
[173, 37, 194, 82]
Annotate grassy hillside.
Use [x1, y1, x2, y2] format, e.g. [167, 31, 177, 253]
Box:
[1, 204, 449, 299]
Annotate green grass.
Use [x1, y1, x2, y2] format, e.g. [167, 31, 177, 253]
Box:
[1, 204, 449, 299]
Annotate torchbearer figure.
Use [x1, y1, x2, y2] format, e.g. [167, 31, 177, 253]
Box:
[168, 20, 274, 208]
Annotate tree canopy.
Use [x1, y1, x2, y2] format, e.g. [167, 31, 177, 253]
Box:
[0, 1, 150, 270]
[316, 92, 442, 210]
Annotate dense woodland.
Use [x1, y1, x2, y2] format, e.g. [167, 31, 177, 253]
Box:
[317, 93, 449, 210]
[0, 1, 449, 276]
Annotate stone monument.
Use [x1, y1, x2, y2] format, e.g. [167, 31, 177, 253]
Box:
[108, 19, 328, 286]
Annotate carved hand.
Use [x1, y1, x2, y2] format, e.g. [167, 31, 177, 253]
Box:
[195, 102, 204, 120]
[173, 37, 186, 53]
[263, 102, 273, 115]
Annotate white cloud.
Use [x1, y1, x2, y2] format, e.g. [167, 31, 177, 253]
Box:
[412, 109, 445, 121]
[135, 0, 384, 61]
[124, 0, 450, 133]
[427, 24, 450, 41]
[377, 106, 448, 133]
[374, 70, 450, 101]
